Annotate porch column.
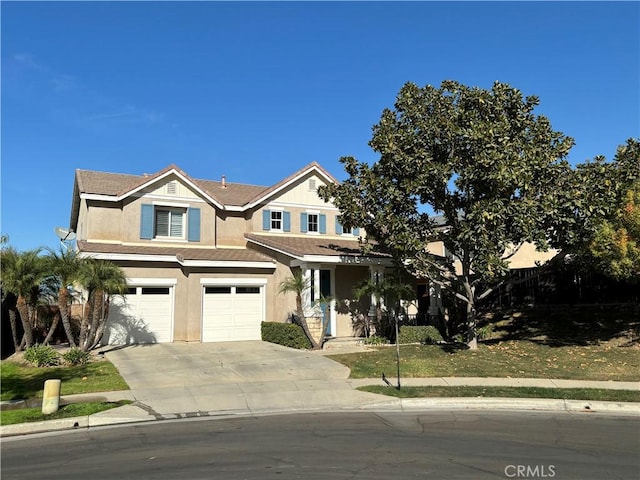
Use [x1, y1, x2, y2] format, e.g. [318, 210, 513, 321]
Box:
[301, 264, 313, 317]
[329, 267, 337, 336]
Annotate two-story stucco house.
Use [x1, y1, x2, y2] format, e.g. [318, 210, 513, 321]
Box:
[69, 162, 392, 344]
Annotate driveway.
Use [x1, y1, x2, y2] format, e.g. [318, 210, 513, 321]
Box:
[104, 341, 386, 417]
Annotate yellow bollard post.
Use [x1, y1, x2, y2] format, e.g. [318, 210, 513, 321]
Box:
[42, 379, 61, 414]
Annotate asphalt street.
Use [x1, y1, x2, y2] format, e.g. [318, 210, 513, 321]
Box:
[2, 411, 638, 480]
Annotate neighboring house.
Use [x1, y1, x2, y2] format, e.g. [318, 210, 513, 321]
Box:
[69, 163, 392, 344]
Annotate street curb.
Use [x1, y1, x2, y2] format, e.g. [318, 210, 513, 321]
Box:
[375, 397, 640, 415]
[2, 397, 638, 438]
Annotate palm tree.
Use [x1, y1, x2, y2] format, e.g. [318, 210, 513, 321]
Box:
[77, 258, 127, 351]
[278, 269, 324, 350]
[0, 247, 47, 349]
[45, 248, 86, 347]
[353, 270, 416, 338]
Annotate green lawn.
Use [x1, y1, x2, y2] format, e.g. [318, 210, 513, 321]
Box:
[1, 359, 129, 401]
[358, 385, 640, 402]
[328, 341, 640, 381]
[0, 401, 132, 426]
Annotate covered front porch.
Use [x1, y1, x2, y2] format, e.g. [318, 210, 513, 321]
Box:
[246, 233, 398, 338]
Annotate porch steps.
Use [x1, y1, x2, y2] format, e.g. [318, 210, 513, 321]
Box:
[322, 336, 367, 352]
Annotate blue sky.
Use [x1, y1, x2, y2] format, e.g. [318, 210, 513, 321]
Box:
[2, 1, 638, 252]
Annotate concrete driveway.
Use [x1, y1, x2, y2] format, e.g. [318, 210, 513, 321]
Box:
[104, 341, 386, 418]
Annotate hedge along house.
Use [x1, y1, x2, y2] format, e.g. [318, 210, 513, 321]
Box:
[69, 162, 393, 345]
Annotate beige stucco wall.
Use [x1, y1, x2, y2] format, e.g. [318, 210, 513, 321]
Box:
[506, 243, 558, 269]
[427, 240, 558, 274]
[216, 211, 250, 247]
[85, 201, 122, 242]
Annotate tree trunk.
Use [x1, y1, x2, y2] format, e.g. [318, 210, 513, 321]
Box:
[15, 296, 33, 349]
[7, 307, 21, 351]
[78, 297, 92, 351]
[466, 301, 478, 350]
[58, 287, 77, 347]
[295, 294, 322, 350]
[42, 310, 61, 346]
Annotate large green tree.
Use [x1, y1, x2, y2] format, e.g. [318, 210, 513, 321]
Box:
[318, 80, 574, 349]
[571, 139, 640, 279]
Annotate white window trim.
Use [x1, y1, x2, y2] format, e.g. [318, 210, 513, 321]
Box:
[200, 278, 268, 286]
[154, 205, 187, 240]
[306, 210, 320, 235]
[270, 207, 284, 233]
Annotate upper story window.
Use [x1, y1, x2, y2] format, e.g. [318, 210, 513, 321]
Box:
[301, 212, 326, 234]
[307, 213, 319, 233]
[262, 209, 291, 232]
[155, 208, 185, 238]
[271, 210, 283, 230]
[335, 217, 360, 237]
[140, 203, 201, 242]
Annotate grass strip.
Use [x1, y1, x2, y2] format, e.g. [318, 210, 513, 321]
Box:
[1, 360, 129, 401]
[0, 401, 133, 426]
[358, 385, 640, 402]
[328, 342, 640, 381]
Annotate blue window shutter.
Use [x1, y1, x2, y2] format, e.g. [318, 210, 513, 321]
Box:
[335, 217, 343, 235]
[140, 204, 154, 239]
[188, 208, 201, 242]
[283, 211, 291, 232]
[300, 213, 308, 233]
[262, 210, 271, 231]
[353, 227, 360, 236]
[319, 214, 326, 234]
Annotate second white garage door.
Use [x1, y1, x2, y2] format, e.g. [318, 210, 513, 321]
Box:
[202, 283, 265, 342]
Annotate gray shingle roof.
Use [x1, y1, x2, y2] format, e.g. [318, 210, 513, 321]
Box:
[245, 233, 389, 259]
[77, 240, 275, 263]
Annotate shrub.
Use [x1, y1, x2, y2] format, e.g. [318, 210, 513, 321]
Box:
[62, 347, 91, 366]
[397, 325, 443, 345]
[261, 322, 312, 349]
[364, 335, 389, 345]
[23, 344, 60, 367]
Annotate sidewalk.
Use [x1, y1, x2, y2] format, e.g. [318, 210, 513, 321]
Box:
[2, 376, 638, 438]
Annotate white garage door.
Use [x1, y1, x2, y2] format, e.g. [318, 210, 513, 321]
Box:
[202, 284, 264, 342]
[105, 286, 174, 344]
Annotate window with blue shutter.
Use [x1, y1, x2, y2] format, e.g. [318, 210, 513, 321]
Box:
[319, 214, 326, 234]
[300, 213, 308, 233]
[140, 204, 154, 239]
[283, 211, 291, 232]
[353, 227, 360, 236]
[262, 210, 271, 231]
[335, 218, 343, 235]
[188, 208, 201, 242]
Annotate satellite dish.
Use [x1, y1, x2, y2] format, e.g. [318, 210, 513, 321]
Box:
[55, 227, 76, 241]
[54, 227, 76, 250]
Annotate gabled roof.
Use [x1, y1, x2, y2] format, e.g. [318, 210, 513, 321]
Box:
[74, 164, 227, 209]
[72, 161, 334, 209]
[239, 161, 338, 210]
